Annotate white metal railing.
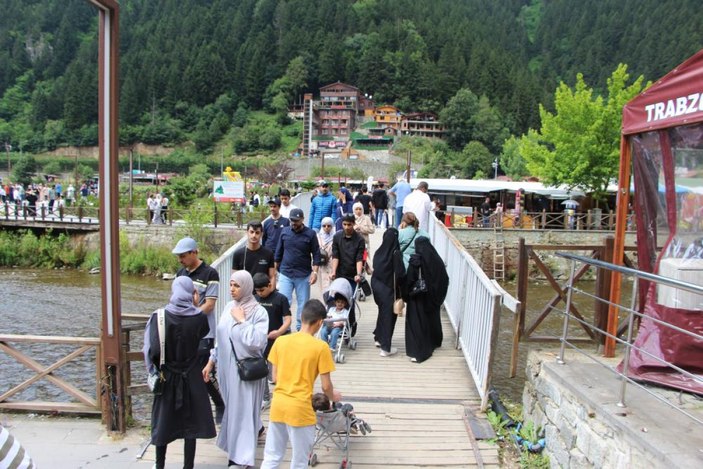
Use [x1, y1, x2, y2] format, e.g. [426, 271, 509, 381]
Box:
[556, 252, 703, 427]
[427, 216, 504, 410]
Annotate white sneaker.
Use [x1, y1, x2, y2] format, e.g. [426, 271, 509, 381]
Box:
[374, 341, 381, 348]
[379, 347, 397, 357]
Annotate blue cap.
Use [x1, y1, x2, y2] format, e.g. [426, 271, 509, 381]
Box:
[172, 237, 198, 254]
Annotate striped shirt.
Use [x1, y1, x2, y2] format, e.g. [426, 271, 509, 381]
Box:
[0, 424, 35, 469]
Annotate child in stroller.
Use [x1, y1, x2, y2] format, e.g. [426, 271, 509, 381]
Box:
[309, 393, 371, 468]
[321, 278, 359, 364]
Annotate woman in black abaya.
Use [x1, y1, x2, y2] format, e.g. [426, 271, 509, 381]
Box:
[143, 277, 216, 469]
[371, 228, 406, 356]
[405, 236, 449, 363]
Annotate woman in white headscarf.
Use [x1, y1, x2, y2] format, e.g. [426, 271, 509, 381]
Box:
[203, 270, 268, 468]
[143, 276, 215, 469]
[317, 216, 335, 298]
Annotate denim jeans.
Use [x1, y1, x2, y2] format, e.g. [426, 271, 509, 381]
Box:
[395, 206, 403, 228]
[278, 272, 311, 331]
[375, 209, 387, 228]
[320, 324, 343, 350]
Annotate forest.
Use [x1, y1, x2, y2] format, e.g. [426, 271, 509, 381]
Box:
[0, 0, 701, 171]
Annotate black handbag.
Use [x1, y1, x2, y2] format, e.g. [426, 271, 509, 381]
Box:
[360, 277, 372, 296]
[229, 337, 268, 382]
[409, 267, 428, 297]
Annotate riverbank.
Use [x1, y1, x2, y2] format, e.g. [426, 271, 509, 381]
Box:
[0, 224, 242, 275]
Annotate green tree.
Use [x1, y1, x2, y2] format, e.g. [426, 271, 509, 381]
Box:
[499, 135, 529, 180]
[12, 154, 37, 185]
[519, 64, 646, 201]
[440, 88, 479, 151]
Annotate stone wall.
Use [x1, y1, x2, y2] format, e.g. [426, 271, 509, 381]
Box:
[522, 351, 697, 469]
[451, 229, 639, 279]
[82, 225, 243, 256]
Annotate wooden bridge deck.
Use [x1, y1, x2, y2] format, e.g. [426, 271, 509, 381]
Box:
[139, 229, 499, 468]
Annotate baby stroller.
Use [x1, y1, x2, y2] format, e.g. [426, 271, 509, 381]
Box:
[322, 278, 360, 364]
[309, 403, 372, 468]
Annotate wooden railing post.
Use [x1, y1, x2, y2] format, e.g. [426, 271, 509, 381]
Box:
[213, 202, 218, 228]
[516, 237, 528, 337]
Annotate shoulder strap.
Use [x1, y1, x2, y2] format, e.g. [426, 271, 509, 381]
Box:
[229, 336, 240, 362]
[157, 308, 166, 367]
[401, 230, 418, 253]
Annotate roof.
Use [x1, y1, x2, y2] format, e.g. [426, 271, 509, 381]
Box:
[404, 178, 619, 199]
[622, 48, 703, 135]
[319, 81, 360, 92]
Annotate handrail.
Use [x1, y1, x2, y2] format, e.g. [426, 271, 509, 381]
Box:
[427, 215, 505, 410]
[554, 251, 703, 427]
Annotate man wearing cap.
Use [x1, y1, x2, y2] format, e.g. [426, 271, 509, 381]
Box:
[274, 208, 322, 330]
[172, 237, 225, 423]
[263, 197, 290, 253]
[309, 180, 337, 231]
[278, 188, 297, 218]
[331, 214, 365, 291]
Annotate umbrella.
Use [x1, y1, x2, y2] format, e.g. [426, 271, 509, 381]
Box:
[561, 199, 579, 208]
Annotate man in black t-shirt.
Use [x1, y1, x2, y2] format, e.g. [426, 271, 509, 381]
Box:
[232, 220, 276, 287]
[253, 273, 291, 408]
[172, 237, 225, 423]
[331, 214, 365, 290]
[354, 186, 373, 215]
[371, 182, 389, 228]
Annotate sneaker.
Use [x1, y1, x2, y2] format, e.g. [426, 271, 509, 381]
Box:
[261, 399, 271, 410]
[380, 347, 397, 357]
[410, 357, 418, 363]
[374, 341, 381, 348]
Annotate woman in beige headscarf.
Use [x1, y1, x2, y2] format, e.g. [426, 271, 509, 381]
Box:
[317, 216, 335, 298]
[203, 270, 268, 468]
[353, 202, 375, 275]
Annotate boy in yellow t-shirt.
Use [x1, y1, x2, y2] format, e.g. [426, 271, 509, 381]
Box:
[261, 299, 342, 469]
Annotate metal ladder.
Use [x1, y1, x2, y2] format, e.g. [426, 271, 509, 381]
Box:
[493, 223, 505, 281]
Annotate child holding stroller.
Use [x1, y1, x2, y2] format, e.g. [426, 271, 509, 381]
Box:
[320, 292, 350, 352]
[261, 300, 342, 469]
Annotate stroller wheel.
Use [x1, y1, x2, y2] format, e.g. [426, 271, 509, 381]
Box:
[309, 453, 318, 466]
[335, 353, 346, 364]
[363, 422, 372, 433]
[349, 340, 357, 350]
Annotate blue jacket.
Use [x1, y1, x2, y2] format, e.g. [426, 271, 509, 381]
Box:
[309, 192, 337, 230]
[274, 225, 321, 278]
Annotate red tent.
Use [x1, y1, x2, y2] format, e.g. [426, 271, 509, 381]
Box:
[609, 49, 703, 394]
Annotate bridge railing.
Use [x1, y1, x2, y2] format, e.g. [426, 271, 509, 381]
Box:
[427, 215, 506, 410]
[555, 252, 703, 427]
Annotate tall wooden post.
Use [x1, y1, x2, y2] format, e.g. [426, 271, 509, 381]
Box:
[91, 0, 125, 433]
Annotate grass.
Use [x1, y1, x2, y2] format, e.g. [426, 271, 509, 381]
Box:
[361, 121, 378, 129]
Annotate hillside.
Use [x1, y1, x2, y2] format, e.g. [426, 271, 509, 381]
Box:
[0, 0, 701, 156]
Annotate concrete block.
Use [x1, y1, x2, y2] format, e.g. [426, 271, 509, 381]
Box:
[545, 424, 570, 468]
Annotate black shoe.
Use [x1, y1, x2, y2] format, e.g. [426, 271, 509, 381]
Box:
[216, 405, 225, 425]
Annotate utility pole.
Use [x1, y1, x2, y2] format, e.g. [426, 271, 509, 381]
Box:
[128, 148, 134, 208]
[493, 157, 499, 179]
[406, 151, 411, 183]
[320, 152, 325, 180]
[4, 142, 11, 174]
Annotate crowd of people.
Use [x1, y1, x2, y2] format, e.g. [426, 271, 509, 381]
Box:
[142, 179, 448, 468]
[0, 179, 85, 216]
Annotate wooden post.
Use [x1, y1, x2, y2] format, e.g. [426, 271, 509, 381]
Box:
[605, 135, 632, 357]
[516, 237, 528, 337]
[168, 206, 173, 226]
[541, 209, 546, 229]
[213, 202, 218, 228]
[594, 236, 615, 346]
[586, 210, 592, 230]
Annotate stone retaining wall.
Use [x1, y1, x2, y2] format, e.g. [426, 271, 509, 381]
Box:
[522, 351, 697, 468]
[82, 225, 242, 255]
[451, 229, 639, 279]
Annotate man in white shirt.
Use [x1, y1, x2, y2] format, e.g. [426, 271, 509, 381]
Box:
[278, 188, 297, 218]
[403, 181, 433, 232]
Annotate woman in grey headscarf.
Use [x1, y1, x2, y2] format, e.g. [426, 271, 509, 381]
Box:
[203, 270, 269, 468]
[317, 216, 335, 298]
[143, 276, 215, 469]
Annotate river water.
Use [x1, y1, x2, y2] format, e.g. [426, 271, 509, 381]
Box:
[0, 269, 617, 418]
[0, 268, 170, 420]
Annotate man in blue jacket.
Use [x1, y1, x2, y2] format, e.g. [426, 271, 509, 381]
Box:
[274, 208, 322, 330]
[309, 181, 337, 231]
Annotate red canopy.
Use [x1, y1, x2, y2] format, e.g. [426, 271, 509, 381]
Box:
[622, 49, 703, 135]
